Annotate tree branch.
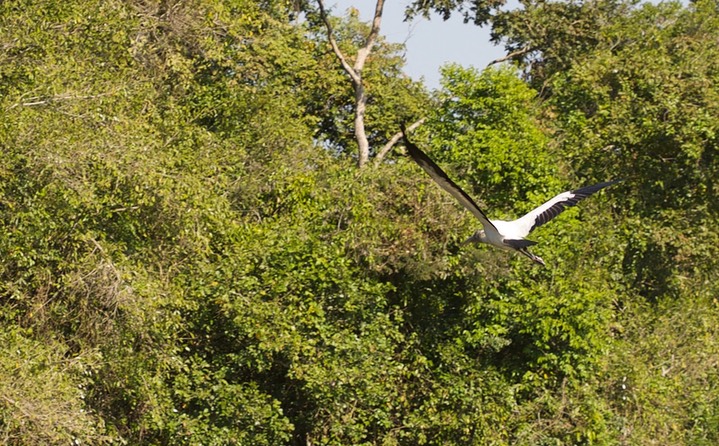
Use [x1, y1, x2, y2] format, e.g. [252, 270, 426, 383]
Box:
[317, 0, 360, 86]
[353, 0, 385, 72]
[9, 92, 115, 109]
[374, 118, 426, 164]
[316, 0, 387, 168]
[487, 46, 533, 67]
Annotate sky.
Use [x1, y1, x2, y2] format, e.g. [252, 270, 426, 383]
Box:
[330, 1, 506, 89]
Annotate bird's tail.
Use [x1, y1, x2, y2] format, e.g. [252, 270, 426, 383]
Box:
[504, 238, 539, 249]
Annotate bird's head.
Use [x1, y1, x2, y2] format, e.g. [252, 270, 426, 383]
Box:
[462, 229, 486, 245]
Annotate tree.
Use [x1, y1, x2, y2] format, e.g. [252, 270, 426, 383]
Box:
[407, 0, 638, 91]
[316, 0, 383, 167]
[547, 2, 719, 442]
[313, 1, 427, 167]
[0, 0, 319, 443]
[419, 65, 561, 212]
[4, 0, 719, 444]
[550, 0, 719, 297]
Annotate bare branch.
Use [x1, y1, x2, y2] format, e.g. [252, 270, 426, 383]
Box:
[316, 0, 387, 168]
[9, 92, 115, 109]
[487, 46, 533, 67]
[374, 118, 426, 164]
[353, 0, 385, 72]
[317, 0, 360, 85]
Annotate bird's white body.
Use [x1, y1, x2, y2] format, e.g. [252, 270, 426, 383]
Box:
[469, 220, 516, 248]
[401, 128, 620, 266]
[489, 219, 530, 242]
[472, 190, 580, 247]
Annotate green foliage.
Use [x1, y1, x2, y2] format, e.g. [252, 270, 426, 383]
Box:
[544, 2, 719, 444]
[606, 292, 719, 445]
[420, 65, 561, 214]
[0, 0, 718, 445]
[491, 0, 637, 89]
[406, 0, 638, 89]
[550, 0, 719, 297]
[406, 0, 507, 26]
[0, 329, 109, 445]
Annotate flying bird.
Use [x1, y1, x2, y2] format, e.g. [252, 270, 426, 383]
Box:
[401, 129, 620, 266]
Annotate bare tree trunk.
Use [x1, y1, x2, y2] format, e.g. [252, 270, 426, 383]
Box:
[354, 81, 370, 167]
[317, 0, 385, 168]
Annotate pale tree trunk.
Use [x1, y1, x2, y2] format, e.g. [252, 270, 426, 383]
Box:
[354, 81, 370, 167]
[317, 0, 385, 168]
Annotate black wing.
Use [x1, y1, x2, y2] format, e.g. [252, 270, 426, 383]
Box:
[401, 128, 498, 232]
[517, 180, 622, 234]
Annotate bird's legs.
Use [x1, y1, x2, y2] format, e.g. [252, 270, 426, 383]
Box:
[518, 247, 545, 267]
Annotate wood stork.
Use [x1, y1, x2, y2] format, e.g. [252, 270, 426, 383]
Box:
[401, 129, 620, 266]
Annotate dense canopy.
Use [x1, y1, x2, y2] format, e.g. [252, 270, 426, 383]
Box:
[1, 0, 718, 444]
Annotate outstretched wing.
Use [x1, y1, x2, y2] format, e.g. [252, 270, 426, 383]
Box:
[515, 180, 621, 236]
[401, 129, 497, 232]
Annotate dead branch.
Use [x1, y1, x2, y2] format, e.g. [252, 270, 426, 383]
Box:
[317, 0, 386, 168]
[374, 118, 426, 164]
[316, 0, 360, 86]
[487, 46, 533, 67]
[9, 92, 115, 109]
[353, 0, 385, 74]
